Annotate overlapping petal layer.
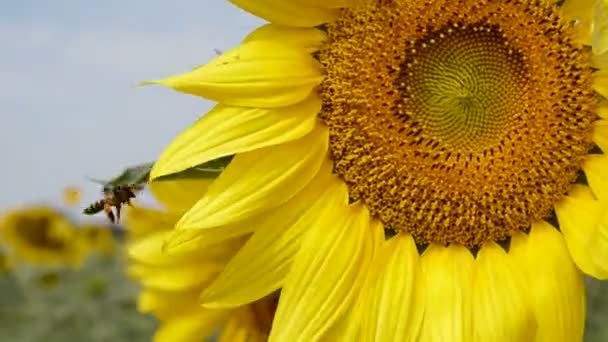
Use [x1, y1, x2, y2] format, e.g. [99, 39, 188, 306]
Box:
[174, 123, 328, 230]
[243, 24, 326, 52]
[142, 40, 323, 111]
[358, 234, 424, 342]
[152, 95, 320, 178]
[418, 244, 474, 341]
[228, 0, 339, 27]
[510, 223, 586, 342]
[200, 159, 336, 308]
[471, 243, 536, 341]
[269, 198, 372, 341]
[555, 186, 608, 279]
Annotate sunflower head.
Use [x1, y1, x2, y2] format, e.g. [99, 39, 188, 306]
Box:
[78, 224, 116, 256]
[0, 207, 85, 267]
[142, 0, 608, 339]
[317, 0, 600, 247]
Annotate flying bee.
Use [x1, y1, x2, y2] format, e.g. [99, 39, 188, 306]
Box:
[82, 156, 233, 223]
[83, 162, 153, 224]
[83, 184, 144, 223]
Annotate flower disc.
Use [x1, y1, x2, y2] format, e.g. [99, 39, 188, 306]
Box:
[319, 0, 597, 246]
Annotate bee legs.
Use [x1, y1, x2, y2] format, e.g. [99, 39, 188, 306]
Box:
[104, 203, 116, 223]
[115, 203, 122, 223]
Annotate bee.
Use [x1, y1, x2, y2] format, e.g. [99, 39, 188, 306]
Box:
[82, 156, 233, 223]
[83, 162, 153, 224]
[83, 184, 144, 223]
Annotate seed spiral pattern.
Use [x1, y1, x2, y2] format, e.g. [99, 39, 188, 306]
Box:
[319, 0, 596, 246]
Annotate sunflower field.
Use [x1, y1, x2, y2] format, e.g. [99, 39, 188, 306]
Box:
[5, 0, 608, 341]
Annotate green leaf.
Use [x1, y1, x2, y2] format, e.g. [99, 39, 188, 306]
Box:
[155, 155, 233, 181]
[87, 156, 232, 192]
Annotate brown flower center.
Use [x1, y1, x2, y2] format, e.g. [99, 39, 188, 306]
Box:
[319, 0, 596, 247]
[16, 216, 67, 250]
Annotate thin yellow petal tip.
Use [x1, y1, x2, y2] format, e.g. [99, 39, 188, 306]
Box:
[138, 79, 165, 88]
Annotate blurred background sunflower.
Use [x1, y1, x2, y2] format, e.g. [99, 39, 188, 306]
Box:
[125, 205, 275, 342]
[0, 206, 85, 267]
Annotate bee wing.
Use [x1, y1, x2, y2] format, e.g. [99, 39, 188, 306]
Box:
[104, 162, 155, 188]
[122, 162, 154, 185]
[86, 176, 109, 185]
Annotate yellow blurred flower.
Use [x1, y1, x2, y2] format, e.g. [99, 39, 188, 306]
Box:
[125, 179, 276, 342]
[62, 186, 81, 207]
[0, 207, 85, 267]
[78, 224, 116, 256]
[0, 250, 13, 273]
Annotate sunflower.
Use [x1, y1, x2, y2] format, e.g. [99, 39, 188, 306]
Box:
[0, 250, 13, 273]
[126, 178, 277, 342]
[78, 224, 116, 256]
[145, 0, 608, 340]
[0, 207, 85, 267]
[62, 186, 81, 207]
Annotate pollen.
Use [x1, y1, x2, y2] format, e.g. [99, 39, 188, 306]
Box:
[318, 0, 597, 247]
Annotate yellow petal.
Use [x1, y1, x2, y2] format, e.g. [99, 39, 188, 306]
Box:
[471, 242, 536, 341]
[217, 307, 269, 342]
[228, 0, 338, 27]
[594, 71, 608, 99]
[269, 202, 373, 341]
[584, 154, 608, 202]
[163, 214, 254, 257]
[149, 178, 213, 214]
[418, 244, 474, 342]
[594, 0, 608, 54]
[323, 307, 361, 341]
[163, 156, 334, 256]
[359, 233, 424, 342]
[138, 289, 202, 320]
[510, 223, 585, 342]
[124, 206, 180, 240]
[555, 192, 608, 279]
[129, 230, 245, 265]
[295, 0, 354, 8]
[128, 261, 223, 291]
[589, 213, 608, 273]
[593, 119, 608, 152]
[217, 314, 254, 342]
[142, 40, 323, 108]
[592, 50, 608, 69]
[201, 160, 338, 308]
[243, 24, 327, 53]
[151, 94, 320, 179]
[560, 0, 594, 45]
[325, 219, 387, 341]
[153, 310, 228, 342]
[129, 231, 182, 265]
[175, 123, 328, 230]
[599, 104, 608, 119]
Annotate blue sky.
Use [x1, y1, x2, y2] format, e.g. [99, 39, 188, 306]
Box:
[0, 1, 264, 210]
